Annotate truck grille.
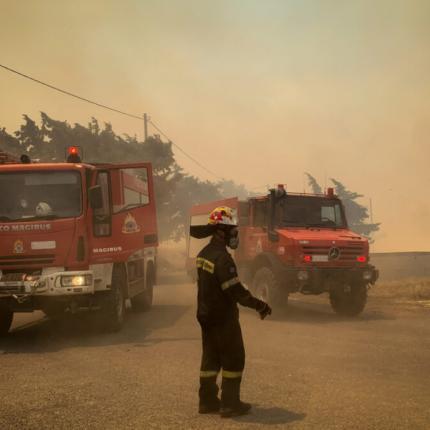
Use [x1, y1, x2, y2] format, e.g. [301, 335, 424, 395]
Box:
[0, 254, 55, 267]
[0, 284, 25, 294]
[0, 273, 26, 282]
[302, 246, 364, 262]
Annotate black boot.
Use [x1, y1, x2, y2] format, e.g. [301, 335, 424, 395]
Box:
[199, 375, 220, 414]
[220, 377, 252, 418]
[220, 401, 252, 418]
[199, 398, 221, 414]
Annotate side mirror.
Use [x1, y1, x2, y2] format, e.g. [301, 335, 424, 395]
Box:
[88, 185, 103, 210]
[268, 230, 279, 242]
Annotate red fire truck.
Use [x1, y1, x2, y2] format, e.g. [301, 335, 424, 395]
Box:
[0, 147, 158, 335]
[187, 186, 378, 316]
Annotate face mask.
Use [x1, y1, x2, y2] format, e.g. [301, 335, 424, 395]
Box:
[228, 236, 239, 249]
[227, 229, 239, 249]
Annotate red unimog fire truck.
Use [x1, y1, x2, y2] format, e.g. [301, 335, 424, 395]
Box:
[0, 147, 158, 335]
[187, 186, 378, 316]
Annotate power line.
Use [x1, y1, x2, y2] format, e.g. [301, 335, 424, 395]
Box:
[149, 119, 223, 180]
[0, 63, 223, 180]
[0, 63, 143, 120]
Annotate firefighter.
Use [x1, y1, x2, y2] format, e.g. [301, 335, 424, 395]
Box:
[190, 206, 272, 418]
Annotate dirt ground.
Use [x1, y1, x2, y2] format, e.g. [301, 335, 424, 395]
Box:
[2, 273, 430, 430]
[1, 243, 429, 429]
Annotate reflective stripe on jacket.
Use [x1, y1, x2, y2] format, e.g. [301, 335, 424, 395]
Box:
[196, 239, 263, 325]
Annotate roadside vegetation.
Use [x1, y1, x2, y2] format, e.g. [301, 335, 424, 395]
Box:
[370, 278, 430, 301]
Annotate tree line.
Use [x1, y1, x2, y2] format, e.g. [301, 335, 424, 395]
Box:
[0, 113, 379, 241]
[0, 113, 251, 240]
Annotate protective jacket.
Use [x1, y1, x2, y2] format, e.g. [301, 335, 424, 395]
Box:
[196, 239, 263, 325]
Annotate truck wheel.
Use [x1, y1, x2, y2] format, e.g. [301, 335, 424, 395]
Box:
[131, 270, 154, 312]
[329, 283, 367, 317]
[252, 267, 288, 310]
[102, 268, 126, 332]
[0, 303, 13, 336]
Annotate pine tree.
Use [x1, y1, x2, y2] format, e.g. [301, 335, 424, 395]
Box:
[330, 179, 380, 241]
[305, 173, 323, 194]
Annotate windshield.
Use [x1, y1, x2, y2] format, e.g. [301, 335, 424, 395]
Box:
[279, 196, 346, 228]
[0, 171, 82, 221]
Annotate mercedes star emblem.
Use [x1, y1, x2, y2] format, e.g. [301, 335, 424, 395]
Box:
[328, 247, 340, 260]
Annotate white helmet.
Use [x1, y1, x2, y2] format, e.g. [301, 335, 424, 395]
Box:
[35, 202, 53, 217]
[208, 206, 238, 226]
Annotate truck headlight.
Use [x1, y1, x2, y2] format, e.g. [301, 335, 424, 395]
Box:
[363, 271, 373, 281]
[297, 271, 309, 281]
[61, 275, 92, 287]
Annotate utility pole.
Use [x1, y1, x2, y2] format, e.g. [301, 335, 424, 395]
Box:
[369, 198, 373, 223]
[143, 113, 149, 142]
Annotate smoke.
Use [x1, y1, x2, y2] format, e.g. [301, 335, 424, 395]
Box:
[1, 1, 429, 251]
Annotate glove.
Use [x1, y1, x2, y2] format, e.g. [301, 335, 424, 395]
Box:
[256, 301, 272, 320]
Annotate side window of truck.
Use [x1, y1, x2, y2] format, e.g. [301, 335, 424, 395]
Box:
[113, 167, 149, 213]
[321, 204, 343, 226]
[253, 200, 267, 227]
[238, 201, 250, 226]
[94, 171, 111, 237]
[321, 206, 336, 223]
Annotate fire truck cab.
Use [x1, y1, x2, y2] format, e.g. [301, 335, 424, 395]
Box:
[187, 186, 378, 316]
[0, 149, 158, 335]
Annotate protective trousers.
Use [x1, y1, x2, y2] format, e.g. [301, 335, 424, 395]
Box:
[199, 318, 245, 408]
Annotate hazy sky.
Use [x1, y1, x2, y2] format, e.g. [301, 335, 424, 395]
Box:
[1, 0, 429, 251]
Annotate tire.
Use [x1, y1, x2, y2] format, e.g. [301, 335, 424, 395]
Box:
[101, 267, 126, 332]
[131, 268, 154, 312]
[329, 283, 367, 317]
[0, 303, 13, 336]
[252, 267, 288, 311]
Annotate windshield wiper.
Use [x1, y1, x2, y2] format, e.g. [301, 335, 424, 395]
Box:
[118, 203, 142, 212]
[0, 216, 13, 222]
[282, 223, 305, 228]
[20, 215, 61, 221]
[305, 222, 342, 229]
[306, 223, 328, 227]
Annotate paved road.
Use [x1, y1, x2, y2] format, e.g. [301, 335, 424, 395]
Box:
[1, 276, 430, 429]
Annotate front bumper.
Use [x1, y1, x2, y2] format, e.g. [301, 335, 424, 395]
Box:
[279, 265, 379, 293]
[0, 270, 94, 298]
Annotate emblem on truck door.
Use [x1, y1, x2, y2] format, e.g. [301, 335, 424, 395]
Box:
[328, 247, 340, 260]
[122, 213, 141, 234]
[13, 240, 25, 254]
